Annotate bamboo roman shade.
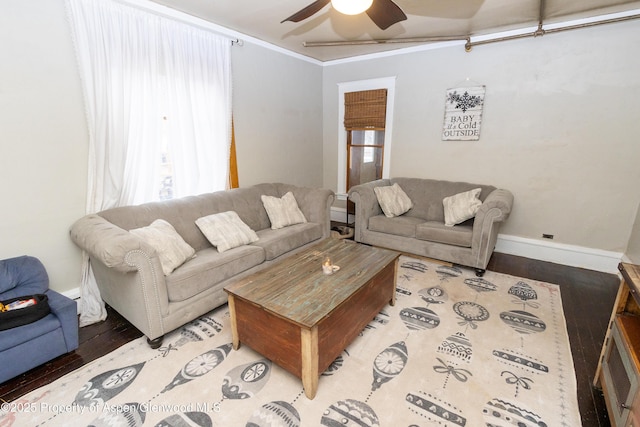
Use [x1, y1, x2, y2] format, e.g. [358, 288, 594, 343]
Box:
[344, 89, 387, 130]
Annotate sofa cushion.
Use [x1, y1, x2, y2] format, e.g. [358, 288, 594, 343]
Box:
[165, 246, 265, 302]
[0, 313, 61, 349]
[195, 211, 259, 253]
[368, 215, 424, 238]
[373, 183, 413, 218]
[416, 221, 473, 247]
[261, 192, 307, 229]
[252, 223, 323, 260]
[0, 324, 68, 384]
[443, 188, 482, 226]
[130, 219, 195, 275]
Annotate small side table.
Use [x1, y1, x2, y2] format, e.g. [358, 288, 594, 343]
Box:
[594, 262, 640, 427]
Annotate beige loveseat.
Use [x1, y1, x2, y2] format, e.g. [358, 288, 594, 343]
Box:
[70, 183, 334, 347]
[348, 178, 513, 276]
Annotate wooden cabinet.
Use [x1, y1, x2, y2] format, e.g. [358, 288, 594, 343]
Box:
[595, 263, 640, 426]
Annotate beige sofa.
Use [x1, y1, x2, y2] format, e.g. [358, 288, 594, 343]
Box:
[70, 183, 334, 347]
[348, 178, 513, 276]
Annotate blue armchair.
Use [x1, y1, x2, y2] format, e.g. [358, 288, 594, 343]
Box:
[0, 256, 79, 383]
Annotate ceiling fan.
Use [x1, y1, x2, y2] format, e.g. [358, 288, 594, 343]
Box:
[281, 0, 407, 30]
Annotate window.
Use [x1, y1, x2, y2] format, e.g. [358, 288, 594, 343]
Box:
[67, 0, 233, 326]
[159, 116, 174, 200]
[348, 129, 385, 185]
[344, 89, 387, 192]
[337, 78, 396, 200]
[67, 0, 232, 207]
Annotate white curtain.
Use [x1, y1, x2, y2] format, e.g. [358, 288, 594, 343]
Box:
[66, 0, 232, 326]
[161, 19, 232, 197]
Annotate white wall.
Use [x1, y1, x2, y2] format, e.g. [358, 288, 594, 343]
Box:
[0, 0, 88, 294]
[323, 20, 640, 261]
[0, 0, 324, 293]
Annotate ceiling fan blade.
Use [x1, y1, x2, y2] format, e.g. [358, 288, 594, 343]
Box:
[366, 0, 407, 30]
[281, 0, 331, 23]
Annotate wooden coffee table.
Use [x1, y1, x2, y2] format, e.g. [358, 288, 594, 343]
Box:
[224, 238, 399, 399]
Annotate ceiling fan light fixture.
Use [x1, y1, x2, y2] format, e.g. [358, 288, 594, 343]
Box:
[331, 0, 374, 15]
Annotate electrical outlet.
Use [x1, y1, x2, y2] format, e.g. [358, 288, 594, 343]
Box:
[542, 234, 554, 239]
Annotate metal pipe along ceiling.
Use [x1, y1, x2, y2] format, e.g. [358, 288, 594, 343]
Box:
[302, 0, 640, 51]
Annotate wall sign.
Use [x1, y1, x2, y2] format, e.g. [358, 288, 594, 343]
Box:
[442, 85, 485, 141]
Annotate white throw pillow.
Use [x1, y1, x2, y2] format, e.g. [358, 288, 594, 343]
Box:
[443, 188, 483, 226]
[374, 183, 413, 218]
[195, 211, 259, 253]
[261, 192, 307, 229]
[130, 219, 195, 275]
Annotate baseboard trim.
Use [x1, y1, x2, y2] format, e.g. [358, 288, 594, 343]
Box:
[332, 206, 623, 273]
[61, 287, 81, 301]
[496, 234, 623, 274]
[59, 287, 82, 315]
[331, 206, 354, 224]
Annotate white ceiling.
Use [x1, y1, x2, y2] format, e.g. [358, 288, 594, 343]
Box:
[146, 0, 640, 62]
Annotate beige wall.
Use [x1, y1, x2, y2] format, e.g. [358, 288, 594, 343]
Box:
[627, 204, 640, 264]
[232, 43, 323, 188]
[0, 0, 324, 293]
[0, 0, 88, 293]
[323, 20, 640, 256]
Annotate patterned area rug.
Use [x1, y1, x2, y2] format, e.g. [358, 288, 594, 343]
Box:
[1, 256, 580, 426]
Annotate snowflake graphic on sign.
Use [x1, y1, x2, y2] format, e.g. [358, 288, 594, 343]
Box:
[442, 85, 485, 141]
[447, 91, 483, 113]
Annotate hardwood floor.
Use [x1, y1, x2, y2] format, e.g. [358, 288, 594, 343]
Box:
[0, 305, 143, 403]
[0, 252, 620, 426]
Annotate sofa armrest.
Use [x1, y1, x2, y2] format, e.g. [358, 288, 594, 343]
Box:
[475, 188, 514, 225]
[348, 179, 391, 241]
[71, 216, 170, 338]
[0, 256, 49, 298]
[69, 214, 156, 274]
[46, 290, 79, 352]
[282, 185, 336, 238]
[471, 189, 514, 266]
